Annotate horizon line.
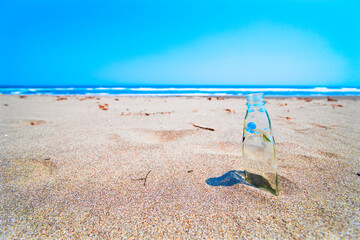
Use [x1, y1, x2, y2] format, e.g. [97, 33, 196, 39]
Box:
[1, 84, 359, 89]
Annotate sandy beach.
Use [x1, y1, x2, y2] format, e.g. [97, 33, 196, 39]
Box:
[0, 95, 359, 238]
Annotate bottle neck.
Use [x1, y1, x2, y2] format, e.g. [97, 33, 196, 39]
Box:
[246, 93, 265, 107]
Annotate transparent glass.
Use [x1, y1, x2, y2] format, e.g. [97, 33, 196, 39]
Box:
[242, 93, 278, 195]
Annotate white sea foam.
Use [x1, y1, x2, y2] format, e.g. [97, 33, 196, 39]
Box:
[110, 87, 126, 90]
[119, 93, 211, 96]
[1, 88, 26, 91]
[130, 87, 233, 91]
[340, 88, 360, 92]
[130, 87, 242, 91]
[1, 86, 360, 96]
[129, 88, 169, 91]
[128, 87, 360, 92]
[55, 88, 70, 90]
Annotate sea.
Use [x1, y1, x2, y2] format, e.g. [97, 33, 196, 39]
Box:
[0, 86, 360, 97]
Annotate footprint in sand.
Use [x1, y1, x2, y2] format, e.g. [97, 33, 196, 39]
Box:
[0, 158, 57, 187]
[152, 129, 196, 142]
[198, 141, 240, 156]
[293, 123, 332, 133]
[110, 129, 197, 144]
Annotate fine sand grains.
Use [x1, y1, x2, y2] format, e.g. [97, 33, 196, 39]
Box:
[0, 95, 359, 239]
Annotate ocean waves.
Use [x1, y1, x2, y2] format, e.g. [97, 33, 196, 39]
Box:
[1, 86, 360, 96]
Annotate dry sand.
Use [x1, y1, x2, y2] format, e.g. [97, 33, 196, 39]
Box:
[0, 95, 359, 239]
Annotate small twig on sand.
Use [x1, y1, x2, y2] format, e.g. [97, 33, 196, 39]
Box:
[192, 123, 215, 131]
[132, 170, 152, 186]
[143, 170, 151, 186]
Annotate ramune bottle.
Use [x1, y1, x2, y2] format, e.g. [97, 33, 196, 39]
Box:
[242, 93, 278, 195]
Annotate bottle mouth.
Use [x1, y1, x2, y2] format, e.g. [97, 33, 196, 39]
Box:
[247, 93, 264, 101]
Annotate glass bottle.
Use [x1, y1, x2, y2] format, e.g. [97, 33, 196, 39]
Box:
[242, 93, 278, 195]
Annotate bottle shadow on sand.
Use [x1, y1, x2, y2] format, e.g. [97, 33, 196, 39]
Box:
[206, 170, 298, 196]
[206, 170, 252, 187]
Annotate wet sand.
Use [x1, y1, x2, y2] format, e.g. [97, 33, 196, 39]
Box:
[0, 95, 359, 238]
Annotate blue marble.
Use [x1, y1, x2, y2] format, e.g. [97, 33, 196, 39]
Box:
[247, 122, 257, 130]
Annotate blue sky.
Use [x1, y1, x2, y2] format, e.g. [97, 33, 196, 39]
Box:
[0, 0, 359, 87]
